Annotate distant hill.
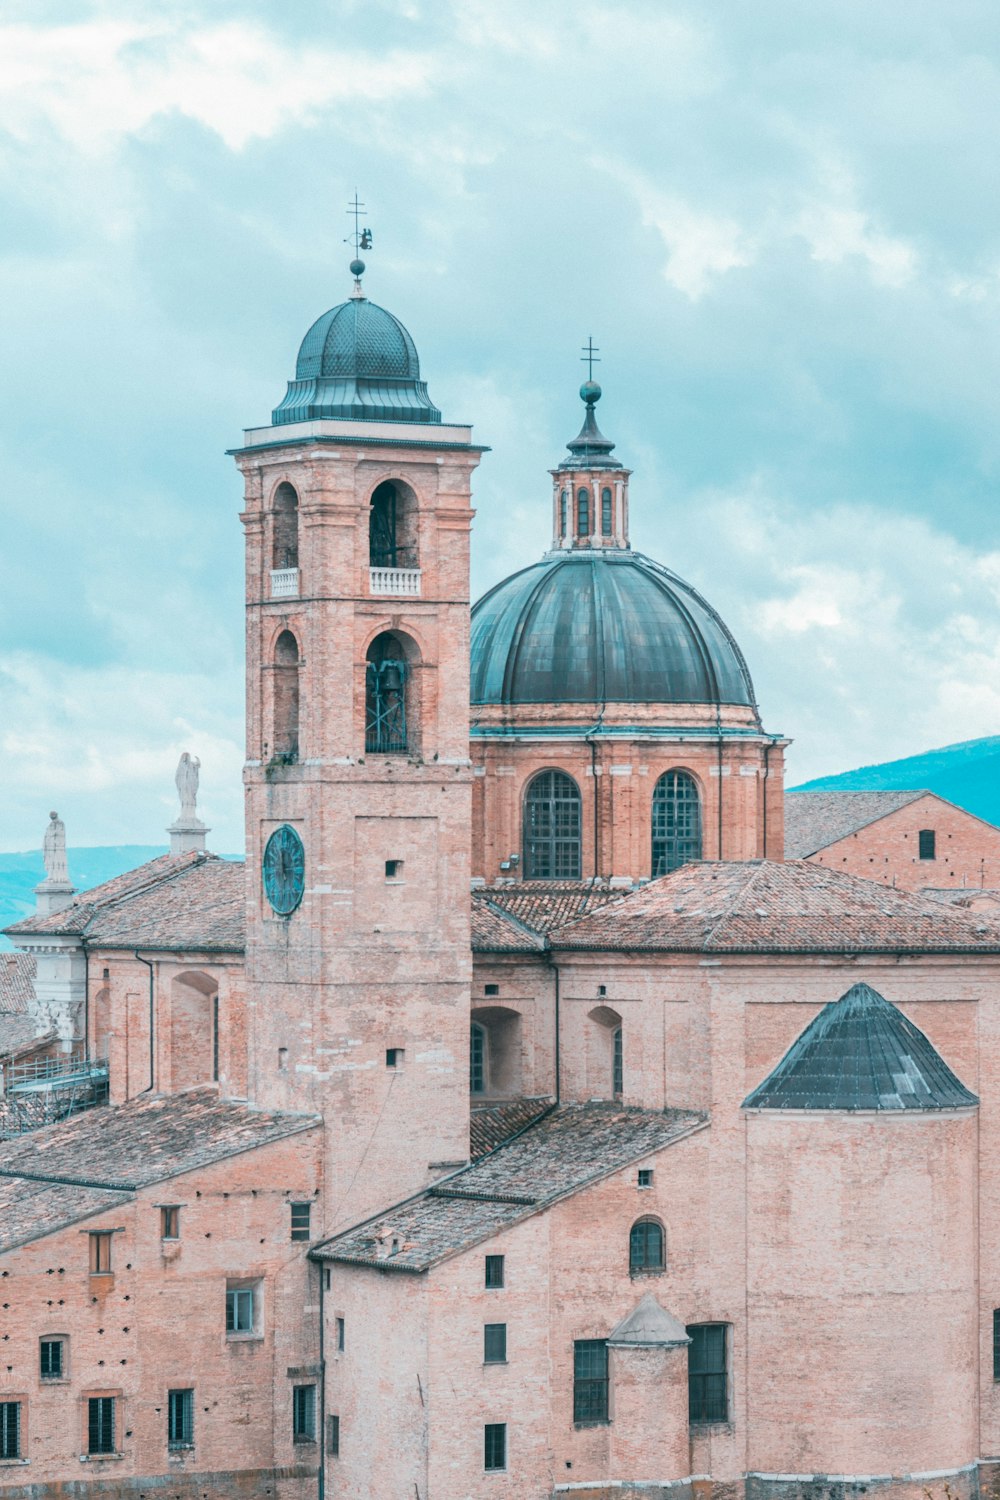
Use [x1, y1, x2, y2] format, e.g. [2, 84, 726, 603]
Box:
[793, 735, 1000, 826]
[0, 846, 167, 948]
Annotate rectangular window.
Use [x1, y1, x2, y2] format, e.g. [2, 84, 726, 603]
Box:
[40, 1338, 64, 1380]
[226, 1285, 256, 1335]
[212, 993, 220, 1082]
[993, 1308, 1000, 1381]
[484, 983, 499, 997]
[687, 1323, 728, 1423]
[88, 1396, 116, 1456]
[167, 1388, 194, 1448]
[919, 828, 936, 860]
[638, 1168, 653, 1188]
[484, 1323, 507, 1364]
[293, 1385, 316, 1443]
[161, 1206, 180, 1240]
[89, 1231, 112, 1275]
[485, 1254, 505, 1289]
[385, 859, 403, 879]
[290, 1202, 311, 1241]
[327, 1413, 340, 1456]
[484, 1422, 507, 1471]
[573, 1339, 609, 1423]
[0, 1402, 20, 1461]
[336, 1316, 345, 1353]
[385, 1048, 404, 1068]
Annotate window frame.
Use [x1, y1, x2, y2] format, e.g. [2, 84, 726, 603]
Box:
[601, 486, 613, 535]
[327, 1413, 340, 1456]
[484, 1254, 505, 1290]
[613, 1025, 623, 1098]
[87, 1395, 117, 1457]
[470, 1021, 487, 1095]
[576, 487, 590, 537]
[290, 1202, 312, 1242]
[523, 769, 582, 880]
[918, 828, 936, 860]
[484, 1323, 507, 1365]
[160, 1205, 180, 1241]
[293, 1384, 317, 1444]
[629, 1217, 666, 1274]
[225, 1282, 259, 1338]
[89, 1231, 113, 1276]
[651, 769, 703, 877]
[993, 1308, 1000, 1381]
[40, 1337, 65, 1381]
[484, 1421, 507, 1472]
[167, 1387, 194, 1450]
[573, 1338, 610, 1424]
[687, 1322, 729, 1424]
[0, 1400, 22, 1461]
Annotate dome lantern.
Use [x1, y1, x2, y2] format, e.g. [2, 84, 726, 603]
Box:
[550, 346, 631, 554]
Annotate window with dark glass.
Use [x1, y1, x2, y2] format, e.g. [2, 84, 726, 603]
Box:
[637, 1168, 653, 1189]
[226, 1285, 256, 1335]
[484, 1324, 507, 1364]
[613, 1026, 623, 1097]
[470, 1022, 486, 1094]
[601, 487, 613, 535]
[629, 1218, 665, 1272]
[652, 770, 702, 876]
[89, 1231, 112, 1275]
[293, 1385, 316, 1443]
[573, 1339, 609, 1422]
[523, 770, 582, 879]
[577, 488, 590, 536]
[40, 1337, 64, 1379]
[88, 1396, 116, 1455]
[687, 1323, 728, 1423]
[365, 633, 408, 754]
[290, 1202, 311, 1241]
[327, 1413, 340, 1455]
[369, 481, 399, 567]
[0, 1402, 21, 1460]
[336, 1316, 345, 1353]
[161, 1206, 180, 1240]
[994, 1309, 1000, 1380]
[168, 1388, 194, 1448]
[485, 1255, 505, 1289]
[560, 489, 568, 537]
[484, 1422, 507, 1471]
[919, 828, 936, 860]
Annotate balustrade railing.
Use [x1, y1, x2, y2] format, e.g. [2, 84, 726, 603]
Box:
[270, 567, 300, 599]
[369, 567, 421, 597]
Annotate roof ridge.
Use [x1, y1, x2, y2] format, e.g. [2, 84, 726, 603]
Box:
[703, 862, 762, 947]
[477, 896, 547, 948]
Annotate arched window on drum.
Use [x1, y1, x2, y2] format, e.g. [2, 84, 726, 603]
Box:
[651, 771, 702, 876]
[523, 770, 582, 879]
[601, 487, 613, 536]
[576, 488, 590, 538]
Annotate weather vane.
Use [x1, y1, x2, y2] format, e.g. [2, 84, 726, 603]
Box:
[581, 336, 600, 382]
[344, 191, 373, 295]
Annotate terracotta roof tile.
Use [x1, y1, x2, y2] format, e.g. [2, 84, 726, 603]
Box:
[0, 1015, 53, 1063]
[470, 1098, 553, 1157]
[548, 860, 1000, 954]
[784, 790, 928, 858]
[0, 952, 35, 1013]
[4, 853, 205, 938]
[315, 1103, 704, 1272]
[472, 883, 627, 951]
[0, 1176, 131, 1255]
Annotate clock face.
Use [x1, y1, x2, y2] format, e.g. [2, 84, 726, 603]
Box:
[262, 824, 305, 916]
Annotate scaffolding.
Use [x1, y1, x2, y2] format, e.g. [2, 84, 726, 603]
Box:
[0, 1052, 110, 1138]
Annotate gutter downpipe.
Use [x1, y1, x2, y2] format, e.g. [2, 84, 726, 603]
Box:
[318, 1263, 326, 1500]
[716, 706, 724, 859]
[133, 952, 155, 1094]
[82, 939, 90, 1064]
[551, 949, 561, 1106]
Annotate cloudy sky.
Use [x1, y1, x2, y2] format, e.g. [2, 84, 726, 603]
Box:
[2, 0, 1000, 853]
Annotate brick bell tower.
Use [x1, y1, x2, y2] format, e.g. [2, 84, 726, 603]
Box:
[232, 246, 485, 1232]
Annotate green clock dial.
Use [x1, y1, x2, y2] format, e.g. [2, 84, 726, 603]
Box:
[262, 824, 305, 915]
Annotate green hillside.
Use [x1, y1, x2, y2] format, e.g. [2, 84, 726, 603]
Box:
[793, 735, 1000, 825]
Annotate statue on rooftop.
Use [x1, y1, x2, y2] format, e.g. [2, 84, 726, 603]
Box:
[175, 752, 201, 823]
[41, 810, 69, 885]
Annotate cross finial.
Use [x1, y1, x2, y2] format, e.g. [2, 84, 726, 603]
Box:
[581, 336, 600, 381]
[344, 190, 373, 294]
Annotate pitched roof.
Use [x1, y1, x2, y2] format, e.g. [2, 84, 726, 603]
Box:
[4, 854, 246, 953]
[472, 883, 628, 951]
[0, 1014, 53, 1063]
[471, 898, 544, 953]
[784, 789, 929, 858]
[314, 1103, 705, 1273]
[548, 860, 1000, 955]
[0, 1176, 131, 1255]
[608, 1292, 690, 1348]
[470, 1098, 553, 1157]
[742, 981, 979, 1112]
[0, 952, 35, 1013]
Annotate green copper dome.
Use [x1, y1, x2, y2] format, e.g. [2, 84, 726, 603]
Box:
[272, 295, 441, 426]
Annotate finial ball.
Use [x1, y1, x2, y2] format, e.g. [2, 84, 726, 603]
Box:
[350, 258, 366, 278]
[580, 380, 602, 405]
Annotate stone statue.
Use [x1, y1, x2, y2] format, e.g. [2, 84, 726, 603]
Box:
[42, 810, 69, 885]
[175, 753, 201, 822]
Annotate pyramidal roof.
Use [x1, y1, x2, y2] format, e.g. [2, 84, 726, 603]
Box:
[742, 982, 978, 1112]
[608, 1292, 690, 1348]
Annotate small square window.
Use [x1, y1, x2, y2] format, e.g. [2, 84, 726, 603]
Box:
[484, 983, 499, 997]
[290, 1202, 311, 1241]
[327, 1413, 340, 1456]
[919, 829, 936, 860]
[87, 1395, 116, 1456]
[226, 1284, 257, 1336]
[168, 1388, 194, 1448]
[386, 1048, 404, 1068]
[597, 984, 607, 997]
[485, 1254, 504, 1289]
[89, 1231, 113, 1275]
[161, 1206, 180, 1240]
[0, 1401, 21, 1460]
[638, 1168, 653, 1189]
[336, 1316, 345, 1353]
[293, 1384, 316, 1443]
[484, 1422, 507, 1471]
[385, 860, 404, 880]
[40, 1337, 64, 1380]
[484, 1323, 507, 1364]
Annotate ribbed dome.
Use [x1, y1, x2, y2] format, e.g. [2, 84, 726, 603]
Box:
[470, 550, 757, 708]
[272, 296, 441, 426]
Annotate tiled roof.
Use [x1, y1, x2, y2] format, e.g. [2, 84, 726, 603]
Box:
[743, 981, 979, 1111]
[923, 887, 1000, 909]
[0, 1015, 53, 1063]
[470, 1098, 553, 1157]
[0, 1176, 131, 1255]
[0, 952, 34, 1013]
[4, 854, 246, 953]
[315, 1103, 705, 1272]
[548, 860, 1000, 954]
[472, 883, 628, 951]
[784, 789, 928, 858]
[0, 1087, 319, 1192]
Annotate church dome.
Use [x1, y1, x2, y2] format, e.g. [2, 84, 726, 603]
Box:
[272, 290, 441, 426]
[470, 549, 758, 709]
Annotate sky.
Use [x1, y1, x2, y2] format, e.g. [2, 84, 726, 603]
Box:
[2, 0, 1000, 853]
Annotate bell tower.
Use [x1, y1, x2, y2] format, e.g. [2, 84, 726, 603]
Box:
[232, 246, 485, 1231]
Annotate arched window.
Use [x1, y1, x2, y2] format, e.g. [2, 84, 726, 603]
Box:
[629, 1218, 665, 1273]
[613, 1025, 623, 1097]
[273, 630, 300, 759]
[651, 771, 702, 876]
[365, 633, 409, 753]
[577, 488, 590, 537]
[470, 1022, 486, 1094]
[523, 770, 582, 879]
[560, 489, 568, 538]
[601, 487, 613, 536]
[272, 483, 299, 569]
[369, 481, 418, 570]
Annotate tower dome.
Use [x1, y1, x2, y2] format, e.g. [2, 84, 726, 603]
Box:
[272, 278, 441, 426]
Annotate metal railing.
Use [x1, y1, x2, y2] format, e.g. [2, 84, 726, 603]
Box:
[369, 567, 421, 597]
[270, 567, 300, 598]
[0, 1055, 110, 1137]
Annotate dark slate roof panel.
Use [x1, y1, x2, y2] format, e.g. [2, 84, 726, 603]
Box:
[742, 982, 979, 1112]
